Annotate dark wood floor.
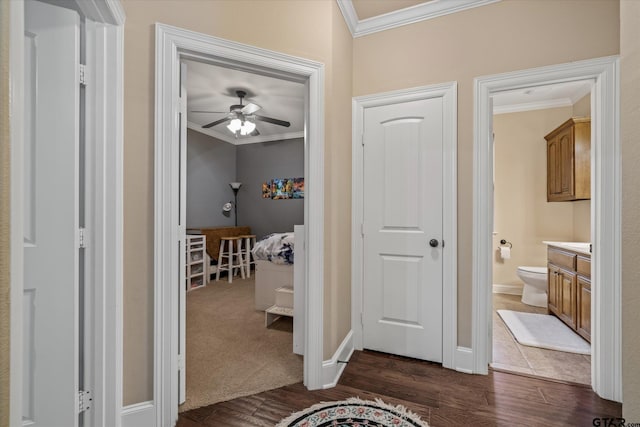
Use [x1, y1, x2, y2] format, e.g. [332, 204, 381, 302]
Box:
[178, 350, 621, 426]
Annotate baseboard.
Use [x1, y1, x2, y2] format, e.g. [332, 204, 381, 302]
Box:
[122, 401, 154, 427]
[322, 330, 354, 388]
[454, 346, 474, 374]
[492, 283, 523, 295]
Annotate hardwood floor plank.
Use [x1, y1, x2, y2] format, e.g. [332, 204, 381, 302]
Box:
[178, 350, 621, 426]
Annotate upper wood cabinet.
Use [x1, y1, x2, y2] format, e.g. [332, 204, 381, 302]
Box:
[545, 117, 591, 202]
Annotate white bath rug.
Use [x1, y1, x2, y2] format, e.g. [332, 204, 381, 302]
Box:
[497, 309, 591, 355]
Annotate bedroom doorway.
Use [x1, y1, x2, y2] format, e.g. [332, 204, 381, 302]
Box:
[155, 24, 325, 425]
[179, 58, 306, 410]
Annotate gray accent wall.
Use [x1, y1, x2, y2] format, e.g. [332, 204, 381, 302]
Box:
[186, 129, 237, 227]
[236, 138, 304, 239]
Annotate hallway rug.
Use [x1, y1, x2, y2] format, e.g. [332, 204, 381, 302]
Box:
[276, 397, 429, 427]
[498, 309, 591, 355]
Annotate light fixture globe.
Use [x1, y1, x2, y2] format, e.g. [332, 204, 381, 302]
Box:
[227, 118, 242, 133]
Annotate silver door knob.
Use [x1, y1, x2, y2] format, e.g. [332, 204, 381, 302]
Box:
[429, 239, 439, 248]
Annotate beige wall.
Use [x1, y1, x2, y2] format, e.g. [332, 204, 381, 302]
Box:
[492, 107, 575, 286]
[0, 0, 11, 423]
[572, 94, 592, 242]
[621, 0, 640, 419]
[121, 0, 352, 404]
[353, 0, 619, 346]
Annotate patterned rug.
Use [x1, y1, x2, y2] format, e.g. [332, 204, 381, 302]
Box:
[276, 397, 429, 427]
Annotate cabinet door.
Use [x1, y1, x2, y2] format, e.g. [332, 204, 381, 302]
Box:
[558, 126, 575, 198]
[548, 264, 561, 316]
[577, 276, 591, 342]
[558, 268, 577, 329]
[547, 136, 561, 198]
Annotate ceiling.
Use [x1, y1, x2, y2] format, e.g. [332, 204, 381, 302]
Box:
[492, 80, 592, 114]
[351, 0, 428, 20]
[185, 59, 305, 145]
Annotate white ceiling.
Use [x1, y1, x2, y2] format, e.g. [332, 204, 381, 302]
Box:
[185, 59, 305, 145]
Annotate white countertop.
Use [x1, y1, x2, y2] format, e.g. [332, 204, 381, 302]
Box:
[543, 241, 591, 255]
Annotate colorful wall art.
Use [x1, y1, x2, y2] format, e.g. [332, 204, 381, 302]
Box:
[262, 177, 304, 200]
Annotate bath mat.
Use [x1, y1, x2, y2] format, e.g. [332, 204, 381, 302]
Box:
[497, 309, 591, 355]
[276, 397, 429, 427]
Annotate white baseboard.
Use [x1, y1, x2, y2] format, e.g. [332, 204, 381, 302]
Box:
[122, 401, 154, 427]
[322, 330, 354, 388]
[454, 346, 474, 374]
[492, 283, 523, 295]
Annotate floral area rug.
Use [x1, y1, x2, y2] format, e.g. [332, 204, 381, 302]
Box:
[276, 397, 429, 427]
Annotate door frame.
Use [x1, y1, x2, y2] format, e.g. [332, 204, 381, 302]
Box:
[472, 56, 621, 402]
[154, 23, 325, 426]
[8, 1, 125, 426]
[351, 82, 458, 369]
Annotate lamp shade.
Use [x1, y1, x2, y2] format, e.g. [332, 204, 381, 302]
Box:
[229, 182, 242, 190]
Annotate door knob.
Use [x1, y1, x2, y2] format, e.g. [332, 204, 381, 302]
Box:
[429, 239, 439, 248]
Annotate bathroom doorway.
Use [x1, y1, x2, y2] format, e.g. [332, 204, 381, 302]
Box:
[489, 82, 592, 384]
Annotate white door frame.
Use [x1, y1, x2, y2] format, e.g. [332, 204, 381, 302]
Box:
[472, 56, 621, 402]
[154, 23, 325, 426]
[351, 82, 459, 370]
[9, 1, 125, 426]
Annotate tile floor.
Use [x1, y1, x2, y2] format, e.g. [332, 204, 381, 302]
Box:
[491, 293, 591, 385]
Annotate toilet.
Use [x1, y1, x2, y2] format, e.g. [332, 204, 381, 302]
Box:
[516, 266, 548, 308]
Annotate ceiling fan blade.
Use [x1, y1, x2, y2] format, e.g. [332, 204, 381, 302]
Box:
[249, 128, 260, 137]
[202, 117, 230, 129]
[254, 114, 291, 127]
[241, 102, 261, 115]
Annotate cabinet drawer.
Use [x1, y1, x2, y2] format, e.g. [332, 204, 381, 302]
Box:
[548, 247, 576, 270]
[577, 255, 591, 278]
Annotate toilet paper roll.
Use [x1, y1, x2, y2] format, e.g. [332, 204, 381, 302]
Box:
[500, 246, 511, 260]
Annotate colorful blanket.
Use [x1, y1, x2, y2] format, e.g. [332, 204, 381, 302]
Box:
[252, 232, 294, 264]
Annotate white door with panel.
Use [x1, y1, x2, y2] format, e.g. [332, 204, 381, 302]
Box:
[23, 0, 81, 425]
[362, 98, 444, 363]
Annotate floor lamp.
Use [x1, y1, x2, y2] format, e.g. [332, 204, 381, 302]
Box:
[230, 182, 242, 226]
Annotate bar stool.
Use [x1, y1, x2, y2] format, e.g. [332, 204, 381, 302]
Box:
[239, 234, 257, 278]
[216, 236, 246, 283]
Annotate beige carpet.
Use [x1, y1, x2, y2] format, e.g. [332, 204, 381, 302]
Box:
[181, 276, 303, 412]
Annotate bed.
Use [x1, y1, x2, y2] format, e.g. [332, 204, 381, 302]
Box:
[251, 232, 295, 311]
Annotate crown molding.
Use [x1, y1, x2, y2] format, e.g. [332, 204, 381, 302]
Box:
[187, 121, 304, 145]
[337, 0, 501, 38]
[493, 98, 574, 115]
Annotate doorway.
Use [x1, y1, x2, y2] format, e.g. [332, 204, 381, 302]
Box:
[154, 24, 325, 425]
[351, 82, 458, 368]
[489, 81, 592, 384]
[472, 56, 621, 402]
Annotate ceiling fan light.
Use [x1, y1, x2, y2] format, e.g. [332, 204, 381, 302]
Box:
[240, 120, 256, 136]
[227, 118, 242, 133]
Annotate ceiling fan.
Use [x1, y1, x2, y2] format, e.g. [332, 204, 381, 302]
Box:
[193, 90, 291, 137]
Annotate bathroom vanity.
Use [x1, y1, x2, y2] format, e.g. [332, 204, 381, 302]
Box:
[543, 241, 591, 343]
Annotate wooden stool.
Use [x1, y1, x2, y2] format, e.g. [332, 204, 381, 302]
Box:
[216, 236, 246, 283]
[239, 234, 257, 278]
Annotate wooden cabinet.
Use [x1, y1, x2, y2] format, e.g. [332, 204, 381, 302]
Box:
[545, 117, 591, 202]
[186, 234, 207, 291]
[547, 246, 591, 342]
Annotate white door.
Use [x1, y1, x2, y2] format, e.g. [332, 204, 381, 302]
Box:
[23, 1, 81, 425]
[362, 98, 444, 363]
[178, 62, 188, 405]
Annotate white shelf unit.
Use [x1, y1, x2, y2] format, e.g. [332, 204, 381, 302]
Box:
[186, 234, 207, 291]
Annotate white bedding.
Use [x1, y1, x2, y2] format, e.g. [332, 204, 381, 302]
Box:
[251, 232, 294, 265]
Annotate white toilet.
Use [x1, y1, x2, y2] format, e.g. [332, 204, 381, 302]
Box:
[516, 266, 548, 308]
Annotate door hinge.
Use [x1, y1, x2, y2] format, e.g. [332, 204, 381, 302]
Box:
[178, 354, 185, 370]
[360, 312, 363, 327]
[79, 64, 87, 86]
[77, 390, 92, 414]
[78, 228, 87, 249]
[361, 223, 364, 237]
[361, 133, 364, 146]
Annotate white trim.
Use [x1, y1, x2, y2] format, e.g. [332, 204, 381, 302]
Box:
[9, 1, 125, 426]
[155, 23, 325, 427]
[322, 331, 354, 389]
[336, 0, 500, 38]
[351, 82, 458, 370]
[186, 121, 304, 145]
[472, 56, 621, 402]
[121, 402, 154, 427]
[454, 346, 474, 374]
[492, 284, 523, 295]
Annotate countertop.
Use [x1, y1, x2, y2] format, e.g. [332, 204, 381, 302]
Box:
[543, 241, 591, 256]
